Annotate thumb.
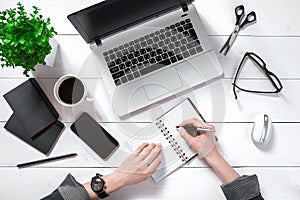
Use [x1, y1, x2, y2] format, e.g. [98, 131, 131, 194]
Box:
[179, 127, 194, 145]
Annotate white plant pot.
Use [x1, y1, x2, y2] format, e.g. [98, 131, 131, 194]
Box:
[44, 37, 59, 67]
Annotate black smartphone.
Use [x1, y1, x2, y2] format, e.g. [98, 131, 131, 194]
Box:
[70, 112, 119, 160]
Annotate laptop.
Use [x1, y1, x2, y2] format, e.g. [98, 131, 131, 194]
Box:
[68, 0, 223, 118]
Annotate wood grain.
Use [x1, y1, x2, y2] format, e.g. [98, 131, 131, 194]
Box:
[0, 0, 299, 199]
[1, 0, 300, 36]
[0, 167, 299, 199]
[0, 79, 299, 122]
[1, 123, 299, 167]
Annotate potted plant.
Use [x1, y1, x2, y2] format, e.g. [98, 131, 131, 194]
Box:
[0, 2, 57, 76]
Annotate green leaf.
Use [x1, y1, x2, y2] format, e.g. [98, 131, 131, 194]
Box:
[5, 23, 13, 31]
[4, 39, 10, 44]
[32, 6, 39, 11]
[6, 34, 13, 40]
[17, 10, 24, 15]
[19, 37, 25, 44]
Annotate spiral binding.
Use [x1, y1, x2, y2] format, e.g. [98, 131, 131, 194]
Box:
[155, 119, 187, 162]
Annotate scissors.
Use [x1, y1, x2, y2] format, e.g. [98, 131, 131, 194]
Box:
[220, 5, 257, 56]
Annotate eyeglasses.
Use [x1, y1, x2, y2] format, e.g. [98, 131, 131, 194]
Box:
[232, 52, 283, 99]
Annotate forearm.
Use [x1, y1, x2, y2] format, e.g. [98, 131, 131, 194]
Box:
[204, 150, 263, 200]
[179, 119, 263, 199]
[204, 150, 240, 184]
[83, 181, 98, 200]
[43, 144, 162, 200]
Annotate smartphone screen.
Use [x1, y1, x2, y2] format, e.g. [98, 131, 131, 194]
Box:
[70, 112, 119, 160]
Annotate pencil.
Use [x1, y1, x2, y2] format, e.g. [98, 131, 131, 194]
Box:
[17, 153, 78, 168]
[175, 126, 216, 132]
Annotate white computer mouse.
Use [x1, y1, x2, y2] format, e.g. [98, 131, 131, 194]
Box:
[251, 114, 272, 145]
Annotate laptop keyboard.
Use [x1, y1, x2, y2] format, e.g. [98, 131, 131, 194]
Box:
[103, 18, 203, 86]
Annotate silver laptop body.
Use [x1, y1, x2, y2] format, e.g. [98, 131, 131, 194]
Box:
[90, 3, 223, 118]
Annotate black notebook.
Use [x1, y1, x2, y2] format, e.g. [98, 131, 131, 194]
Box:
[4, 114, 64, 155]
[3, 78, 59, 137]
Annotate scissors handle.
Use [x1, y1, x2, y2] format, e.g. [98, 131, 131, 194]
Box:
[240, 11, 256, 29]
[235, 5, 245, 25]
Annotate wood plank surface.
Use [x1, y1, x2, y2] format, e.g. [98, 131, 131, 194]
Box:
[1, 123, 299, 168]
[1, 36, 300, 79]
[0, 0, 299, 199]
[1, 79, 299, 123]
[1, 0, 300, 36]
[0, 167, 299, 199]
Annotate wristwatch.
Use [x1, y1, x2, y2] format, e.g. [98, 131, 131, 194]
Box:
[91, 173, 109, 199]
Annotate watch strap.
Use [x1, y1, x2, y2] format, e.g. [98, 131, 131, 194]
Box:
[92, 173, 109, 199]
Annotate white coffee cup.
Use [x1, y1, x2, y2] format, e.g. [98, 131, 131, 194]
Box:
[54, 74, 93, 107]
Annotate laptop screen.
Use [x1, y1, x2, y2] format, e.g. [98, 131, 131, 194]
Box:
[68, 0, 192, 44]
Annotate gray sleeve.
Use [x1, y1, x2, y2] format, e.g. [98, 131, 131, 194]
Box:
[57, 173, 92, 200]
[220, 175, 261, 200]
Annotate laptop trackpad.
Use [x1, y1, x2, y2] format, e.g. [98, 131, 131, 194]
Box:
[143, 68, 182, 100]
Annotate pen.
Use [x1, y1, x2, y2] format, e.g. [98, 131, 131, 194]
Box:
[175, 126, 216, 133]
[17, 153, 78, 168]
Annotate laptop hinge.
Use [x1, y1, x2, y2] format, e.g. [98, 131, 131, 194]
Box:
[95, 38, 102, 46]
[181, 3, 188, 12]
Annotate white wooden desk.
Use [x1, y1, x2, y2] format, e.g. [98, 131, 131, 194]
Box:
[1, 0, 300, 199]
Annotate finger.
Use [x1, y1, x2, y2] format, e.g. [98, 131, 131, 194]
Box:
[179, 127, 195, 145]
[206, 123, 215, 129]
[138, 143, 156, 160]
[179, 118, 207, 128]
[142, 144, 162, 166]
[147, 153, 163, 172]
[134, 143, 149, 155]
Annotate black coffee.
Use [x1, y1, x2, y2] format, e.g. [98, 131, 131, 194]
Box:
[58, 77, 84, 104]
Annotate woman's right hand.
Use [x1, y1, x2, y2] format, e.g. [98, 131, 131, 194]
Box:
[179, 118, 218, 159]
[179, 119, 241, 185]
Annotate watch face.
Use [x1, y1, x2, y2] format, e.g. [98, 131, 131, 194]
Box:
[92, 177, 104, 192]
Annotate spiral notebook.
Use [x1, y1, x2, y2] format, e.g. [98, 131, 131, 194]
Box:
[127, 98, 205, 182]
